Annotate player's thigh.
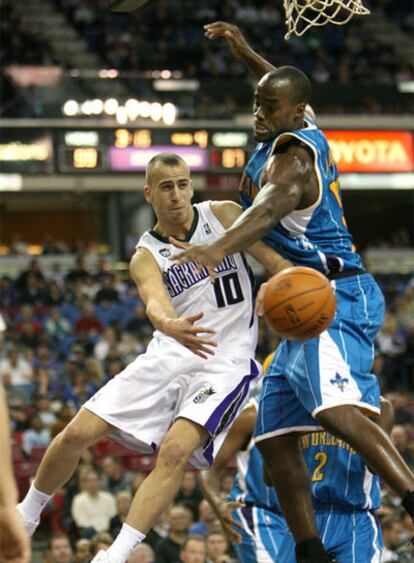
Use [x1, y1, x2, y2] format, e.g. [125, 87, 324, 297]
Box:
[61, 408, 112, 448]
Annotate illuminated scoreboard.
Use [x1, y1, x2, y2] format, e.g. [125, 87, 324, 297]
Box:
[0, 127, 413, 176]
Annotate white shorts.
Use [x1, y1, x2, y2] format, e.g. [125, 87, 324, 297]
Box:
[83, 335, 260, 469]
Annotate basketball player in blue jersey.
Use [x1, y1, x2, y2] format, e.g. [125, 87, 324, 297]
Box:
[199, 350, 395, 562]
[172, 25, 414, 563]
[16, 153, 290, 563]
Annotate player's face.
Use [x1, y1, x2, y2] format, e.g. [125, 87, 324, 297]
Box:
[253, 78, 304, 141]
[145, 163, 194, 226]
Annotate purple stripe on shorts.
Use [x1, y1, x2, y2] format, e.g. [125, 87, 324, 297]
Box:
[204, 360, 259, 435]
[241, 506, 255, 535]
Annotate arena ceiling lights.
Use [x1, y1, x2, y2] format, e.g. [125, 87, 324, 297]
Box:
[62, 99, 177, 125]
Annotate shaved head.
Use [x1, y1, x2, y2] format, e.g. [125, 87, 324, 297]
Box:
[263, 66, 311, 106]
[146, 153, 189, 187]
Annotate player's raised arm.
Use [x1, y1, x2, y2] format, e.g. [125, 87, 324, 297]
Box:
[199, 405, 257, 544]
[130, 248, 217, 359]
[204, 21, 275, 79]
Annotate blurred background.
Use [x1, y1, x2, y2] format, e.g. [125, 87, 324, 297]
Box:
[0, 0, 413, 561]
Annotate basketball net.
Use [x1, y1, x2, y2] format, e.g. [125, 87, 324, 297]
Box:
[283, 0, 370, 39]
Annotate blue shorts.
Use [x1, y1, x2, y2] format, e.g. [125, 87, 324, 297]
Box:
[278, 508, 383, 563]
[255, 274, 384, 440]
[232, 506, 288, 562]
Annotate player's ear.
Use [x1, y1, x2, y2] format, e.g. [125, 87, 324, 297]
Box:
[295, 102, 306, 119]
[144, 185, 151, 203]
[189, 180, 194, 199]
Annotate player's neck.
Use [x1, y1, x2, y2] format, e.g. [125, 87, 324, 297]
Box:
[154, 206, 195, 241]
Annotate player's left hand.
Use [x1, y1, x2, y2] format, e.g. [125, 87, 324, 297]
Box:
[218, 500, 245, 544]
[169, 238, 225, 279]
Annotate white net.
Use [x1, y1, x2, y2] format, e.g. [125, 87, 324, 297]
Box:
[283, 0, 370, 39]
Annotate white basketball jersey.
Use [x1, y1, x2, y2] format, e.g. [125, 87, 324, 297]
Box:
[137, 201, 258, 357]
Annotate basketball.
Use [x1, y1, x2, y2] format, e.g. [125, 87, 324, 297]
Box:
[263, 267, 336, 341]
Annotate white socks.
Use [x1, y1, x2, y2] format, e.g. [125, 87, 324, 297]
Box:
[18, 482, 53, 522]
[106, 523, 145, 562]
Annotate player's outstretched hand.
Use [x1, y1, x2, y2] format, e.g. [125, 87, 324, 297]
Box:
[0, 506, 31, 563]
[204, 21, 251, 59]
[169, 238, 224, 280]
[217, 500, 245, 544]
[163, 312, 218, 360]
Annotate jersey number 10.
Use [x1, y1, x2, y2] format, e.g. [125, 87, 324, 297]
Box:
[214, 273, 244, 308]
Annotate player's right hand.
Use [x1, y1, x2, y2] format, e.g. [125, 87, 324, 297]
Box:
[204, 22, 251, 59]
[0, 507, 31, 563]
[163, 312, 217, 359]
[218, 500, 245, 544]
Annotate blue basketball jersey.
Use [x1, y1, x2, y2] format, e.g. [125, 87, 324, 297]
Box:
[228, 401, 281, 514]
[301, 431, 381, 511]
[239, 120, 365, 276]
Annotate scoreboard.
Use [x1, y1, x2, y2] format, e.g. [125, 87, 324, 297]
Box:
[0, 127, 413, 175]
[0, 127, 252, 174]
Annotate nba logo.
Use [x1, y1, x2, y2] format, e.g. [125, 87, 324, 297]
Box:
[203, 223, 212, 235]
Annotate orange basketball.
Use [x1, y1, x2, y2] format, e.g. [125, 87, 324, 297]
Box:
[263, 267, 336, 341]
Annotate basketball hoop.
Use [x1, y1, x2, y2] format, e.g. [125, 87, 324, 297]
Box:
[283, 0, 370, 39]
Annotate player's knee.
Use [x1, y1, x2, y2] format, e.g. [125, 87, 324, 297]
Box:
[60, 420, 94, 451]
[157, 437, 191, 472]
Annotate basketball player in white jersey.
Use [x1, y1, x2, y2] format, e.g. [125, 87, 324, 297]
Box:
[16, 153, 289, 563]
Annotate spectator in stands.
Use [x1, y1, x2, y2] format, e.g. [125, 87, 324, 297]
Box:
[127, 543, 155, 563]
[155, 504, 193, 563]
[377, 310, 407, 389]
[391, 425, 414, 469]
[381, 517, 403, 561]
[66, 257, 90, 285]
[0, 347, 33, 388]
[16, 259, 45, 291]
[35, 394, 57, 429]
[20, 273, 49, 306]
[0, 275, 19, 308]
[205, 530, 229, 563]
[90, 532, 114, 555]
[174, 471, 203, 520]
[50, 402, 76, 438]
[46, 533, 74, 563]
[62, 370, 95, 409]
[71, 470, 116, 535]
[84, 358, 105, 388]
[188, 500, 218, 537]
[75, 539, 92, 563]
[45, 281, 64, 306]
[101, 455, 133, 495]
[22, 413, 51, 456]
[45, 307, 72, 342]
[74, 301, 103, 337]
[125, 304, 153, 340]
[110, 490, 132, 538]
[179, 535, 206, 563]
[219, 472, 235, 497]
[94, 274, 120, 305]
[94, 328, 118, 362]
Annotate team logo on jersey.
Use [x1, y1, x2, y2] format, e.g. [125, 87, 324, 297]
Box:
[159, 248, 171, 257]
[203, 223, 212, 235]
[193, 386, 216, 404]
[330, 373, 349, 392]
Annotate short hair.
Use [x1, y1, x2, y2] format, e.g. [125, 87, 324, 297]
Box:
[145, 152, 188, 186]
[180, 535, 205, 552]
[266, 66, 311, 105]
[206, 528, 227, 540]
[49, 533, 71, 549]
